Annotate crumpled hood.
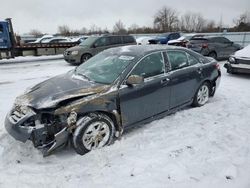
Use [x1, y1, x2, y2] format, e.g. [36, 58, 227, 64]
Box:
[15, 70, 110, 109]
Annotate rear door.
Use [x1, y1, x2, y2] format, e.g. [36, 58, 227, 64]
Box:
[165, 50, 203, 109]
[119, 51, 171, 127]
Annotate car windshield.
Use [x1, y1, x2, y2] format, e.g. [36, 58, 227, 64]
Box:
[79, 36, 98, 46]
[75, 52, 135, 84]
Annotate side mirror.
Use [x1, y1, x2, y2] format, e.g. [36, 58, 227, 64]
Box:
[92, 43, 97, 48]
[126, 75, 144, 86]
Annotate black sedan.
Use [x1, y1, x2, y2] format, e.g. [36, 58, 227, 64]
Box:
[5, 45, 221, 156]
[224, 44, 250, 74]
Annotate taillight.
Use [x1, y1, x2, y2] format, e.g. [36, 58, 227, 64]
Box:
[214, 63, 220, 70]
[202, 43, 208, 48]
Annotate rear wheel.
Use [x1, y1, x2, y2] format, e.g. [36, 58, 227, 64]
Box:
[80, 54, 92, 64]
[208, 52, 217, 60]
[73, 113, 115, 155]
[192, 82, 210, 107]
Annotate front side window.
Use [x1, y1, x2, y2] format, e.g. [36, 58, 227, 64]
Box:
[130, 52, 164, 78]
[167, 51, 189, 71]
[94, 37, 110, 47]
[187, 53, 200, 66]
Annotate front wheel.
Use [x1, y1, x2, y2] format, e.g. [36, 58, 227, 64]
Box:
[73, 113, 115, 155]
[80, 54, 92, 64]
[192, 82, 210, 107]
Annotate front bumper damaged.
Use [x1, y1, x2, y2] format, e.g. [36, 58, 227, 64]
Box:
[5, 107, 35, 142]
[5, 106, 70, 156]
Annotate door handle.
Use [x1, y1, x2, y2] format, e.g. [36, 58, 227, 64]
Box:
[161, 78, 170, 85]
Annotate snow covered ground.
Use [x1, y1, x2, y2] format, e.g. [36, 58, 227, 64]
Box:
[0, 59, 250, 188]
[0, 55, 63, 64]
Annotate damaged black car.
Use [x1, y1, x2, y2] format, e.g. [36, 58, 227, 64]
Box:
[5, 45, 221, 156]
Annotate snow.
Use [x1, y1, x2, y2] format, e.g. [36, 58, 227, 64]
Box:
[136, 37, 153, 45]
[1, 59, 250, 188]
[234, 44, 250, 58]
[0, 55, 63, 64]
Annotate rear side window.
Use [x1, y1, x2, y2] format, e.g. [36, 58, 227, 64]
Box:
[167, 51, 189, 71]
[131, 52, 164, 78]
[190, 39, 208, 43]
[213, 37, 231, 43]
[110, 36, 122, 45]
[122, 36, 135, 44]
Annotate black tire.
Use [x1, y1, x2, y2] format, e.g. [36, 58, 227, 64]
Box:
[192, 82, 210, 107]
[208, 52, 217, 60]
[80, 54, 92, 64]
[73, 113, 115, 155]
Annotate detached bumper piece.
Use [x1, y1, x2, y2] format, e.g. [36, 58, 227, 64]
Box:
[5, 106, 69, 156]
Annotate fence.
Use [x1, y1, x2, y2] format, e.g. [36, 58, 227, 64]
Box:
[132, 32, 250, 47]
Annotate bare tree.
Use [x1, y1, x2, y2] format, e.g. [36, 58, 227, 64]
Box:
[128, 23, 139, 33]
[233, 11, 250, 26]
[29, 29, 42, 37]
[58, 25, 71, 36]
[180, 12, 206, 32]
[80, 27, 88, 34]
[113, 20, 127, 34]
[153, 6, 179, 32]
[205, 20, 216, 32]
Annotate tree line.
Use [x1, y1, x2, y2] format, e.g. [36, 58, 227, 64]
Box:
[29, 6, 250, 37]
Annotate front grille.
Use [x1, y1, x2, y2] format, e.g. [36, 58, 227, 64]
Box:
[9, 105, 35, 124]
[236, 58, 250, 65]
[10, 110, 26, 123]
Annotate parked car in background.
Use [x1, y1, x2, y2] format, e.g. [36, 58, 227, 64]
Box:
[29, 35, 54, 44]
[187, 36, 242, 60]
[64, 35, 136, 65]
[136, 36, 154, 45]
[70, 36, 88, 44]
[168, 34, 204, 47]
[148, 32, 181, 44]
[42, 37, 72, 43]
[224, 44, 250, 74]
[5, 45, 221, 156]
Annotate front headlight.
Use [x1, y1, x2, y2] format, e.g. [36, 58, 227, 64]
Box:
[228, 56, 235, 63]
[71, 51, 79, 55]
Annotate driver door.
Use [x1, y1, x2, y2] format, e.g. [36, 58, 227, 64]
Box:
[118, 52, 171, 127]
[92, 37, 110, 55]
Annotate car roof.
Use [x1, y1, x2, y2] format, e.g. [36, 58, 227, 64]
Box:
[105, 45, 184, 58]
[191, 35, 224, 40]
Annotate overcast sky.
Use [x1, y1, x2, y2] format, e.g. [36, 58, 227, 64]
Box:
[1, 0, 249, 34]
